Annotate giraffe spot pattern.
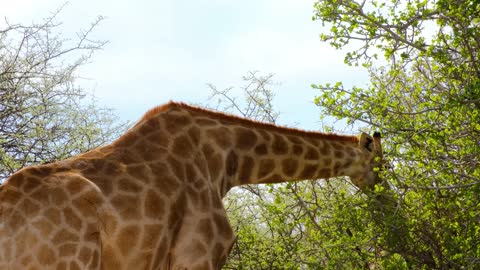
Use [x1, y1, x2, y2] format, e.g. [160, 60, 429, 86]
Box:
[272, 134, 288, 154]
[235, 128, 257, 150]
[144, 190, 165, 219]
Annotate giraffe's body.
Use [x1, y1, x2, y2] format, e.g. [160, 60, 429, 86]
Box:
[0, 101, 383, 269]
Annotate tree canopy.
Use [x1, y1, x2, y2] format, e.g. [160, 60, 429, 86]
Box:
[222, 0, 480, 269]
[0, 8, 126, 181]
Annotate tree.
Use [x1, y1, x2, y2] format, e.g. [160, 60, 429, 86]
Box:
[0, 7, 126, 181]
[312, 0, 480, 268]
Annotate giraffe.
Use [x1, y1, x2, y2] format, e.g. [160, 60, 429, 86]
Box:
[0, 101, 384, 270]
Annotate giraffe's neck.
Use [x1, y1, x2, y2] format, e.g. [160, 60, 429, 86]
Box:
[227, 128, 363, 188]
[112, 102, 366, 196]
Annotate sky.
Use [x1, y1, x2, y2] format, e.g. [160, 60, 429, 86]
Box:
[2, 0, 369, 131]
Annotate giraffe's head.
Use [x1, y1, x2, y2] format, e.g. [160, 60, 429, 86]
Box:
[348, 132, 386, 191]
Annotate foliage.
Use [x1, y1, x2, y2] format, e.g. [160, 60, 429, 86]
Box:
[311, 0, 480, 268]
[217, 0, 479, 269]
[0, 7, 126, 180]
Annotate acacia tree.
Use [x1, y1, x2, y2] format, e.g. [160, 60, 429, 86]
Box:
[217, 1, 479, 269]
[0, 8, 125, 181]
[312, 0, 480, 268]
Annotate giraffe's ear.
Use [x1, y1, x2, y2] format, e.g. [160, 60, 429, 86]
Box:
[372, 132, 383, 158]
[359, 132, 374, 152]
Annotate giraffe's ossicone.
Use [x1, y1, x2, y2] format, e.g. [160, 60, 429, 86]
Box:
[0, 101, 384, 270]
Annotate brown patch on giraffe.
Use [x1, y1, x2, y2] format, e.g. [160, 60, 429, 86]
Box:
[292, 145, 303, 155]
[56, 261, 67, 270]
[17, 198, 40, 216]
[29, 166, 54, 178]
[92, 175, 114, 196]
[32, 218, 54, 236]
[239, 156, 254, 184]
[162, 112, 192, 134]
[305, 147, 320, 160]
[103, 161, 124, 176]
[196, 218, 214, 240]
[70, 261, 82, 270]
[117, 225, 140, 255]
[151, 163, 180, 197]
[344, 158, 354, 169]
[323, 158, 333, 166]
[319, 142, 331, 155]
[213, 213, 233, 238]
[334, 150, 344, 159]
[299, 163, 318, 179]
[44, 208, 61, 224]
[78, 247, 91, 267]
[138, 117, 161, 137]
[258, 129, 271, 141]
[111, 194, 141, 220]
[206, 127, 232, 148]
[202, 143, 215, 157]
[171, 135, 194, 158]
[5, 173, 25, 188]
[207, 153, 223, 182]
[52, 229, 79, 245]
[333, 161, 342, 175]
[262, 174, 284, 183]
[50, 187, 68, 206]
[118, 177, 143, 193]
[254, 143, 268, 155]
[2, 187, 22, 205]
[63, 207, 82, 231]
[83, 223, 100, 244]
[6, 211, 25, 229]
[37, 244, 56, 266]
[58, 243, 76, 257]
[226, 151, 238, 176]
[126, 164, 150, 181]
[318, 168, 332, 178]
[258, 159, 275, 179]
[287, 135, 303, 145]
[332, 141, 345, 151]
[117, 149, 144, 165]
[188, 126, 202, 145]
[272, 134, 288, 154]
[22, 176, 42, 194]
[282, 158, 299, 177]
[145, 130, 170, 148]
[144, 189, 165, 219]
[235, 127, 257, 150]
[142, 224, 163, 249]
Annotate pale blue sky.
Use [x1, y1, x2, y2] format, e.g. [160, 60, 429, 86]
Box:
[2, 0, 368, 131]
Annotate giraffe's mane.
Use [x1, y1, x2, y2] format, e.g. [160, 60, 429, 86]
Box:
[141, 101, 360, 144]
